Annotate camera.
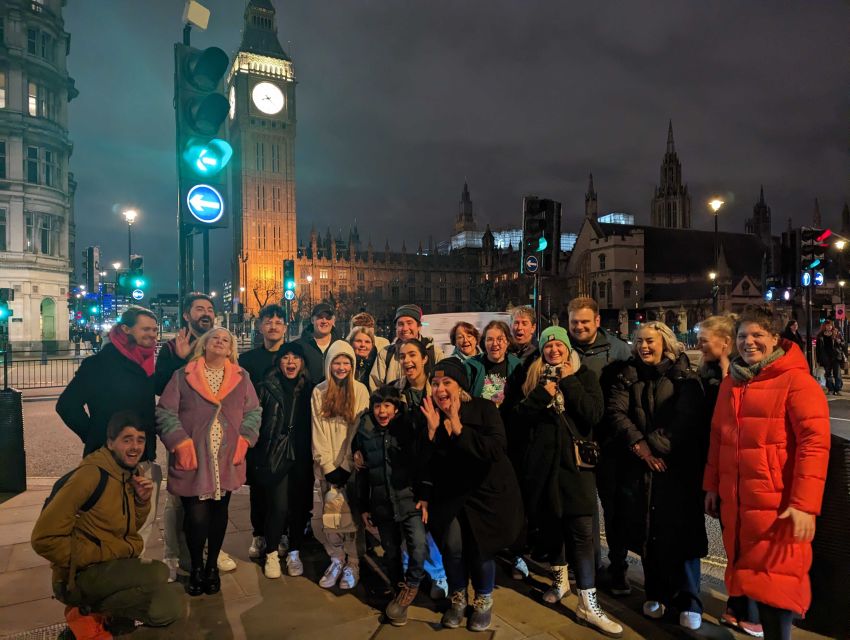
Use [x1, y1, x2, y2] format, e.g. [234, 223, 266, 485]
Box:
[543, 364, 562, 381]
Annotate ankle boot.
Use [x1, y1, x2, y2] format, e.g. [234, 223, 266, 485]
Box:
[203, 566, 221, 595]
[385, 582, 419, 626]
[576, 587, 623, 637]
[542, 565, 569, 603]
[186, 568, 204, 596]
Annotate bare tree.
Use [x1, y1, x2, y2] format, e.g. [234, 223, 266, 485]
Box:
[252, 279, 279, 310]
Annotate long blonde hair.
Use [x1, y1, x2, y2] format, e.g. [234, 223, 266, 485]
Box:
[191, 327, 238, 363]
[634, 321, 684, 363]
[321, 354, 357, 424]
[521, 349, 582, 398]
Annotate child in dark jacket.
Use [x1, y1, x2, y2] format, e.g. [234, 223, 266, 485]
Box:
[353, 386, 430, 627]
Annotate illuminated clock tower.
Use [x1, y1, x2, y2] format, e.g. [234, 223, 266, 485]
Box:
[227, 0, 297, 317]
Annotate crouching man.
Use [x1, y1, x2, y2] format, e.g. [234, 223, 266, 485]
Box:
[32, 411, 180, 638]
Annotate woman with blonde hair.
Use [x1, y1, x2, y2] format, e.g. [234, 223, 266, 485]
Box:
[606, 321, 708, 630]
[347, 326, 378, 387]
[157, 327, 261, 596]
[311, 340, 370, 590]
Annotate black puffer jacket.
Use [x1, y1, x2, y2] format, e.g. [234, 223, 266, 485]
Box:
[352, 411, 429, 524]
[250, 368, 313, 486]
[605, 353, 708, 560]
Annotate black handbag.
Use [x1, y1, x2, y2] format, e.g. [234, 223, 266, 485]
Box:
[556, 412, 600, 469]
[267, 393, 299, 477]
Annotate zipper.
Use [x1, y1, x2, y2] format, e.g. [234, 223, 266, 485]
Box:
[732, 382, 748, 565]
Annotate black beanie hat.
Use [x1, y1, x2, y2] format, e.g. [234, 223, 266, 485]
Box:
[276, 341, 305, 361]
[430, 357, 470, 392]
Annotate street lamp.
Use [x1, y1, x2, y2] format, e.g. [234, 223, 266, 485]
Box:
[210, 291, 217, 298]
[708, 199, 724, 314]
[122, 209, 138, 264]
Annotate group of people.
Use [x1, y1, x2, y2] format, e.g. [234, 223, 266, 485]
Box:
[31, 293, 831, 640]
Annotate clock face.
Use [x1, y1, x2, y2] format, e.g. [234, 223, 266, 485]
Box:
[252, 82, 284, 115]
[229, 86, 236, 120]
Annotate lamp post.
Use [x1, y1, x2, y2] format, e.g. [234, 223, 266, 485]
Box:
[708, 199, 724, 314]
[122, 209, 138, 264]
[709, 271, 718, 315]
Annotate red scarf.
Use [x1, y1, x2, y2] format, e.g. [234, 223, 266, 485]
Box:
[108, 325, 156, 377]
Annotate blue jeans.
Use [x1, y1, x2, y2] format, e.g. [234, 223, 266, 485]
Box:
[440, 516, 495, 596]
[825, 361, 844, 393]
[643, 554, 702, 613]
[402, 531, 446, 582]
[379, 514, 428, 588]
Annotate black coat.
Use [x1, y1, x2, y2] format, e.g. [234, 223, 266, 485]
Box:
[250, 369, 313, 486]
[238, 346, 280, 390]
[56, 343, 157, 461]
[605, 354, 708, 561]
[421, 397, 523, 556]
[354, 347, 377, 387]
[517, 366, 603, 519]
[295, 330, 342, 384]
[153, 337, 191, 396]
[352, 412, 427, 524]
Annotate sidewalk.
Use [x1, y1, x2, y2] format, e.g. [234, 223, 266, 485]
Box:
[0, 483, 832, 640]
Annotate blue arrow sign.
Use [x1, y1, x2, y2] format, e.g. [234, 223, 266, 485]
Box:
[525, 254, 539, 274]
[801, 272, 812, 287]
[814, 271, 824, 286]
[131, 289, 144, 300]
[283, 290, 295, 301]
[186, 184, 224, 224]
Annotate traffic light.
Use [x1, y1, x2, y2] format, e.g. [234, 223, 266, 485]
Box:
[800, 227, 831, 271]
[0, 287, 13, 321]
[522, 196, 561, 276]
[175, 43, 231, 229]
[283, 260, 296, 292]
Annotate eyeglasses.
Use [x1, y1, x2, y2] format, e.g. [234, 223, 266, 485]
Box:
[485, 337, 508, 344]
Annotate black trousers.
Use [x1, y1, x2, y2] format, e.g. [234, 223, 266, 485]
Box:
[756, 603, 793, 640]
[596, 453, 629, 575]
[181, 493, 231, 572]
[263, 466, 313, 553]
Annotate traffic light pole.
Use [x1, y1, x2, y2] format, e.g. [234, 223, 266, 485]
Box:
[203, 229, 210, 294]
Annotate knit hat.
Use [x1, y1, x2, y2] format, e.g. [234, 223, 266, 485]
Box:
[430, 357, 470, 392]
[539, 325, 572, 351]
[394, 304, 423, 324]
[351, 312, 376, 329]
[278, 341, 305, 360]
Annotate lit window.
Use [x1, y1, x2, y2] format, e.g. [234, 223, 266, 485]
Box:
[25, 213, 34, 252]
[319, 269, 328, 280]
[0, 71, 5, 108]
[28, 82, 37, 116]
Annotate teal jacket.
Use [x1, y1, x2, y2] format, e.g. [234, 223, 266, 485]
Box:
[469, 352, 523, 400]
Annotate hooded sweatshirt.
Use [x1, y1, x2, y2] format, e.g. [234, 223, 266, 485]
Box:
[31, 447, 149, 588]
[310, 340, 370, 477]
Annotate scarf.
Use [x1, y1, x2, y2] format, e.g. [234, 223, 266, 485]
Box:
[729, 347, 785, 382]
[108, 325, 156, 377]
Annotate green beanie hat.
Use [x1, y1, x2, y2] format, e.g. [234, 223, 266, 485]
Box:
[539, 325, 572, 351]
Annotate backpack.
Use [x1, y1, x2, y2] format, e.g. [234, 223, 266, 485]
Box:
[42, 467, 109, 514]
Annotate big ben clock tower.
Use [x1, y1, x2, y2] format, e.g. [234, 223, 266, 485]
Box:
[227, 0, 297, 317]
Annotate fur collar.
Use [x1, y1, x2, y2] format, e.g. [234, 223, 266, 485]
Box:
[184, 358, 242, 404]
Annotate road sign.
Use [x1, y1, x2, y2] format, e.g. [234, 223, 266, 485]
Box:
[801, 272, 812, 287]
[525, 254, 539, 274]
[186, 184, 224, 224]
[131, 289, 145, 301]
[283, 290, 295, 301]
[836, 304, 846, 320]
[814, 271, 825, 286]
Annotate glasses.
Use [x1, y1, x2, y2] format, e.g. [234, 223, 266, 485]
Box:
[485, 336, 508, 344]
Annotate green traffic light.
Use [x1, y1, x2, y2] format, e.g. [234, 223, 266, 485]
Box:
[537, 238, 548, 252]
[90, 305, 99, 314]
[183, 138, 233, 176]
[0, 307, 7, 320]
[134, 278, 146, 288]
[285, 279, 296, 291]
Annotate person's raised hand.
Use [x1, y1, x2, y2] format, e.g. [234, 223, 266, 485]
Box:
[778, 506, 816, 542]
[421, 397, 440, 439]
[131, 475, 154, 504]
[174, 328, 192, 360]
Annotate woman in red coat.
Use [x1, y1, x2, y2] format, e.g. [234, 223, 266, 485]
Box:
[704, 307, 830, 640]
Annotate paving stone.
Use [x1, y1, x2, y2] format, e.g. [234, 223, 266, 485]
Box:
[6, 542, 49, 571]
[0, 596, 65, 637]
[0, 564, 55, 606]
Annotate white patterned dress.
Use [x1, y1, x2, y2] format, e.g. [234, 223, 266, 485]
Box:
[199, 364, 225, 501]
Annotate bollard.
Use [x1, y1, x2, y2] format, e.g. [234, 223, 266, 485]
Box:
[0, 388, 26, 494]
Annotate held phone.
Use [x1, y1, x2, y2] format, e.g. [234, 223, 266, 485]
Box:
[543, 364, 563, 382]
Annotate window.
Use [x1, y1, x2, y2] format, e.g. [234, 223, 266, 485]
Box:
[320, 284, 329, 299]
[27, 28, 37, 54]
[255, 142, 264, 171]
[40, 216, 54, 255]
[440, 288, 447, 302]
[26, 146, 39, 183]
[407, 287, 415, 300]
[623, 280, 632, 298]
[25, 213, 34, 252]
[41, 32, 54, 62]
[271, 144, 279, 172]
[455, 287, 462, 302]
[28, 82, 37, 116]
[391, 286, 399, 300]
[0, 71, 5, 108]
[424, 287, 431, 301]
[0, 18, 5, 45]
[0, 208, 6, 251]
[357, 271, 364, 281]
[44, 149, 58, 187]
[598, 253, 607, 271]
[338, 270, 348, 281]
[319, 269, 328, 280]
[0, 141, 5, 179]
[598, 282, 606, 301]
[339, 285, 346, 296]
[373, 284, 382, 300]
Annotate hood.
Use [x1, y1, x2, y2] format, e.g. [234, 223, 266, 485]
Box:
[83, 446, 133, 482]
[757, 339, 810, 378]
[324, 340, 356, 382]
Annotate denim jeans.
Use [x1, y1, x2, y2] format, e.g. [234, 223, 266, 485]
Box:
[378, 513, 428, 587]
[643, 554, 702, 613]
[756, 602, 793, 640]
[440, 516, 495, 596]
[825, 361, 844, 393]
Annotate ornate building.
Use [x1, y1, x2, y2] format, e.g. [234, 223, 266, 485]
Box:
[227, 0, 297, 317]
[0, 0, 77, 348]
[650, 121, 691, 229]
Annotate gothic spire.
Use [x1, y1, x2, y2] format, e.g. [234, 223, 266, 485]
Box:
[240, 0, 290, 60]
[585, 172, 598, 219]
[666, 119, 675, 153]
[759, 185, 765, 205]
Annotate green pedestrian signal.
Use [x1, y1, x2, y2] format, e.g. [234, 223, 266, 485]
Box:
[283, 259, 296, 291]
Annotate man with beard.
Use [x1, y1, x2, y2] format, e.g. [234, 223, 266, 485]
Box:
[369, 304, 444, 390]
[32, 412, 180, 638]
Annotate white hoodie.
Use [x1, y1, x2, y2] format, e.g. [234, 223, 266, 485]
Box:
[311, 340, 370, 476]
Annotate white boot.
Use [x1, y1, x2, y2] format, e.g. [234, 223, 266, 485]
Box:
[576, 588, 623, 637]
[264, 551, 282, 579]
[542, 565, 569, 603]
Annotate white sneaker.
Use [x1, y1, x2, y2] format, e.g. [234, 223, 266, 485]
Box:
[264, 551, 282, 579]
[164, 557, 179, 583]
[319, 558, 343, 588]
[249, 536, 266, 559]
[680, 611, 702, 630]
[542, 565, 569, 603]
[339, 564, 359, 590]
[278, 534, 289, 556]
[217, 551, 237, 572]
[642, 600, 666, 619]
[511, 556, 529, 580]
[286, 550, 304, 577]
[576, 588, 623, 637]
[430, 578, 448, 600]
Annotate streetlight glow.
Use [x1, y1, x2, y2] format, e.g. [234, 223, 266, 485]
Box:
[841, 280, 847, 288]
[306, 274, 313, 283]
[836, 240, 846, 250]
[210, 291, 217, 297]
[239, 286, 245, 292]
[112, 262, 121, 270]
[122, 209, 138, 224]
[709, 271, 717, 281]
[708, 198, 724, 213]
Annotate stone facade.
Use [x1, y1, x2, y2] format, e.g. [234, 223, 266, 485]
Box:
[0, 0, 77, 349]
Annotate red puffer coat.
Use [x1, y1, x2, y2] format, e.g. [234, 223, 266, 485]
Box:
[703, 340, 830, 614]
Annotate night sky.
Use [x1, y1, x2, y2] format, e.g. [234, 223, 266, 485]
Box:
[63, 1, 849, 297]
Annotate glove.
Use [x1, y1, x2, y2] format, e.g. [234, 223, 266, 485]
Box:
[232, 436, 250, 466]
[173, 439, 198, 471]
[325, 467, 351, 487]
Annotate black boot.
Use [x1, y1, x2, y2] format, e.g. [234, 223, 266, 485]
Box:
[187, 568, 204, 596]
[203, 566, 221, 595]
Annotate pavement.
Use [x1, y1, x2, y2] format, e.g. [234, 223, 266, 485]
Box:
[0, 483, 835, 640]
